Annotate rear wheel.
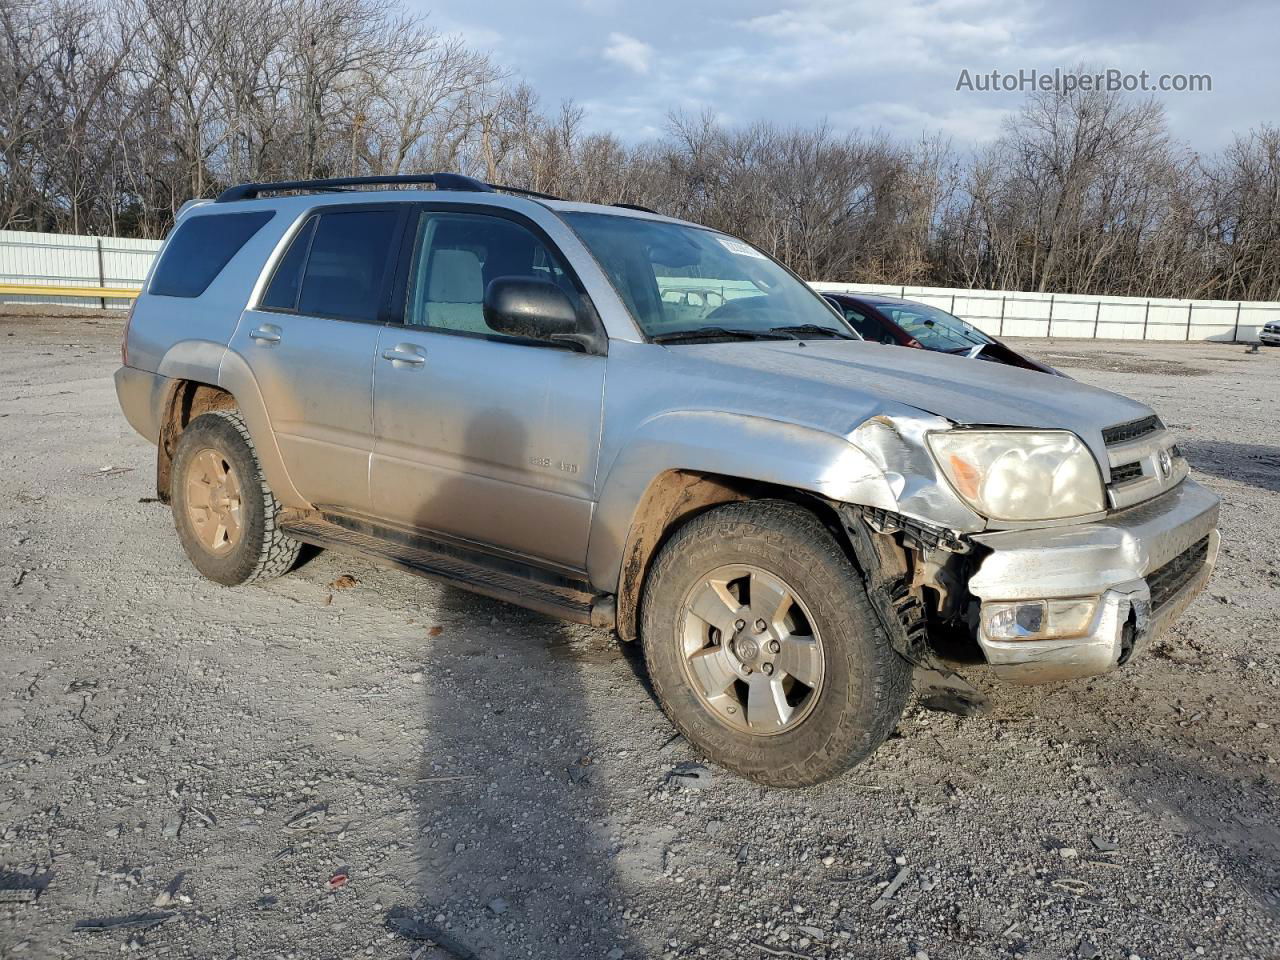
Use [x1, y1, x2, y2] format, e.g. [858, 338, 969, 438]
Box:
[170, 410, 301, 586]
[640, 500, 911, 787]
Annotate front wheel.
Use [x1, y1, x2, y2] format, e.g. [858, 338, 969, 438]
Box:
[170, 409, 301, 586]
[640, 500, 911, 787]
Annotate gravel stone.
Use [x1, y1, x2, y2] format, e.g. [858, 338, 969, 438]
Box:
[0, 319, 1275, 959]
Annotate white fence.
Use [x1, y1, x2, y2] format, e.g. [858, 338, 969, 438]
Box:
[0, 229, 161, 308]
[0, 228, 1275, 341]
[811, 282, 1277, 343]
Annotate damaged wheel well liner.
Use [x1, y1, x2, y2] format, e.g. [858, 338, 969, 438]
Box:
[615, 470, 954, 648]
[156, 380, 238, 502]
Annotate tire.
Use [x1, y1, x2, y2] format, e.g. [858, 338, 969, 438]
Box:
[640, 500, 911, 787]
[169, 409, 301, 586]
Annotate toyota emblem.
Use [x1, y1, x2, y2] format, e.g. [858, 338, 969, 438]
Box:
[1158, 448, 1173, 479]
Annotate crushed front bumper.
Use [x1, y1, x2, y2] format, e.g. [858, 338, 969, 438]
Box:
[966, 478, 1220, 683]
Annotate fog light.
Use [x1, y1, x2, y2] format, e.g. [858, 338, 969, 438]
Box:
[983, 599, 1097, 640]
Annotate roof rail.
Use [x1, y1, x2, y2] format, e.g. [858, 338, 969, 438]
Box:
[215, 172, 496, 203]
[488, 182, 564, 202]
[214, 173, 664, 217]
[613, 202, 659, 214]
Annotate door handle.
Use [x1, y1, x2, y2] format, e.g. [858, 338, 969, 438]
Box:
[249, 326, 282, 343]
[382, 345, 426, 366]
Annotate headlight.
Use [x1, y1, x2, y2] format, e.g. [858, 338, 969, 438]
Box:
[927, 430, 1104, 521]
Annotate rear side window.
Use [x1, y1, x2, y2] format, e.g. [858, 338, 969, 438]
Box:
[259, 209, 400, 321]
[299, 210, 400, 322]
[149, 212, 274, 298]
[260, 216, 317, 310]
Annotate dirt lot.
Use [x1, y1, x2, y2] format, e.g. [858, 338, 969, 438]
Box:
[0, 314, 1277, 960]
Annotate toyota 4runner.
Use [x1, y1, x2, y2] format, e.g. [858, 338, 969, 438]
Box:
[115, 173, 1221, 786]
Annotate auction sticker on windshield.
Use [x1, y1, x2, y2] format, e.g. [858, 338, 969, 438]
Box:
[715, 236, 767, 259]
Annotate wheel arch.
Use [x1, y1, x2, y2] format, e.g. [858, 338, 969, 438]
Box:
[155, 346, 305, 508]
[603, 468, 861, 642]
[587, 411, 899, 621]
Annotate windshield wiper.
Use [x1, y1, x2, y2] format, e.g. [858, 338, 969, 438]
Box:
[651, 327, 793, 344]
[767, 324, 856, 341]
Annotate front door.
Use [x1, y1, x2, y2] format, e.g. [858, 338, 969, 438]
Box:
[369, 208, 605, 570]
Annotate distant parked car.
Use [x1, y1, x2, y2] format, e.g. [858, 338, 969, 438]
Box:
[1260, 321, 1280, 346]
[823, 293, 1063, 376]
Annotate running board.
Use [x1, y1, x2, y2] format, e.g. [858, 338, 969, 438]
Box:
[280, 515, 612, 627]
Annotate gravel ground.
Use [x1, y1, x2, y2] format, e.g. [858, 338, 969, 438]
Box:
[0, 314, 1277, 960]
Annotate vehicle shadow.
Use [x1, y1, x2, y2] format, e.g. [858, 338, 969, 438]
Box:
[384, 411, 641, 959]
[1179, 439, 1280, 493]
[1033, 677, 1280, 928]
[1097, 727, 1280, 925]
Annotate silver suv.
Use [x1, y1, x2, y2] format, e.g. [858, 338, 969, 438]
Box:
[116, 173, 1220, 786]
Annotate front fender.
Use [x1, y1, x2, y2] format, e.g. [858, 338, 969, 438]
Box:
[587, 411, 894, 592]
[586, 409, 986, 595]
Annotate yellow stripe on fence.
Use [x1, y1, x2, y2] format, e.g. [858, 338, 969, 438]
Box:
[0, 282, 141, 299]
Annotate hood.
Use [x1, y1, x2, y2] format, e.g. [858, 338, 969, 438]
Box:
[674, 339, 1152, 462]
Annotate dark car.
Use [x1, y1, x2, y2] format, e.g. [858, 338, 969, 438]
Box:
[823, 293, 1062, 375]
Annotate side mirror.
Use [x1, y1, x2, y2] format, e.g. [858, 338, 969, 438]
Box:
[483, 277, 600, 352]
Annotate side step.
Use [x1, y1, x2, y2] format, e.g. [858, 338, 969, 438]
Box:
[281, 515, 612, 627]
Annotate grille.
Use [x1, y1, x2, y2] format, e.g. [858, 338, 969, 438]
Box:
[1148, 536, 1211, 611]
[1103, 415, 1163, 446]
[1110, 461, 1144, 485]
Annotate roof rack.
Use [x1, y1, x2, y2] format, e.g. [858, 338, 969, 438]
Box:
[216, 172, 497, 203]
[489, 182, 563, 202]
[214, 172, 661, 217]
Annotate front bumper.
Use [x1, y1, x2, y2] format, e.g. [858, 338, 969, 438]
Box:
[966, 478, 1220, 683]
[1260, 329, 1280, 344]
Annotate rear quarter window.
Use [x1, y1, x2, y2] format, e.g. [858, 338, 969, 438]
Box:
[149, 211, 275, 298]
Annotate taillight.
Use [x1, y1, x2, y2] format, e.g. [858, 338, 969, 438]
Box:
[121, 298, 137, 366]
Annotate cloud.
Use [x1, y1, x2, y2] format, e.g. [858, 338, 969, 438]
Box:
[400, 0, 1277, 149]
[841, 101, 1015, 143]
[602, 32, 655, 74]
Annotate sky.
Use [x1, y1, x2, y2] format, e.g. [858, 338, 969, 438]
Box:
[419, 0, 1277, 150]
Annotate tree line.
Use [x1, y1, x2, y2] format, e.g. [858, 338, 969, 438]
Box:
[3, 0, 1278, 300]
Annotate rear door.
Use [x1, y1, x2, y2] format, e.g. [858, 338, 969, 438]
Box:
[232, 204, 407, 513]
[368, 206, 605, 570]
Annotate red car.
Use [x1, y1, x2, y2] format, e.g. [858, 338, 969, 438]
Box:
[823, 293, 1063, 376]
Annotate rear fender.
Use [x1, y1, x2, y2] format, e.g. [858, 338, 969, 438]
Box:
[215, 348, 307, 508]
[152, 340, 306, 509]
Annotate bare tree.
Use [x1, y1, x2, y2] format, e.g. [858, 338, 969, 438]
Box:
[2, 3, 1276, 302]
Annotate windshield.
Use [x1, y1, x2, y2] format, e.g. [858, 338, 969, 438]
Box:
[876, 302, 994, 352]
[561, 212, 853, 341]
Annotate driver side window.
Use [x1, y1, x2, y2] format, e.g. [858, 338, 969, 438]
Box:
[404, 212, 577, 338]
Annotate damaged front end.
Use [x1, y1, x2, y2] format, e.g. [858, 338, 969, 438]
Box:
[836, 412, 1221, 685]
[965, 481, 1220, 683]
